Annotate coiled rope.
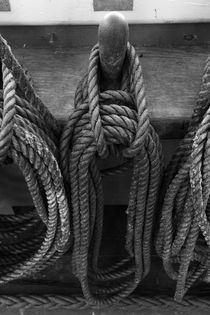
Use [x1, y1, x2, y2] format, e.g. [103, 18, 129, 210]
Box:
[156, 56, 210, 301]
[0, 35, 70, 282]
[60, 43, 163, 306]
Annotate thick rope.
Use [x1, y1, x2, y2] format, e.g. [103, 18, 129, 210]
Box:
[0, 293, 208, 310]
[60, 43, 163, 306]
[156, 56, 210, 301]
[0, 35, 71, 282]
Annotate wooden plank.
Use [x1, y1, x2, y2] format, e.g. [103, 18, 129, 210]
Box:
[0, 24, 210, 48]
[9, 46, 207, 139]
[0, 23, 210, 48]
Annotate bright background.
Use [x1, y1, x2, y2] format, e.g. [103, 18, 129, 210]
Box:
[0, 0, 209, 25]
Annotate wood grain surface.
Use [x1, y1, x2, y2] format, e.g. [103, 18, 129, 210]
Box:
[11, 45, 208, 138]
[1, 24, 210, 48]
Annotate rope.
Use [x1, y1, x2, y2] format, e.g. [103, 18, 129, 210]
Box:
[0, 293, 208, 310]
[156, 56, 210, 301]
[0, 35, 71, 282]
[60, 43, 163, 306]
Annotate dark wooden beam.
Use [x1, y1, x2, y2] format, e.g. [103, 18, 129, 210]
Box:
[6, 45, 207, 139]
[0, 23, 210, 48]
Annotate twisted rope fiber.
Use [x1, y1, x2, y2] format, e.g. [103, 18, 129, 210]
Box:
[0, 35, 71, 281]
[0, 294, 209, 310]
[156, 56, 210, 301]
[60, 43, 163, 306]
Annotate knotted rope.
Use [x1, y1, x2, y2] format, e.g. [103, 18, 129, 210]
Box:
[0, 35, 71, 282]
[156, 56, 210, 301]
[60, 43, 163, 306]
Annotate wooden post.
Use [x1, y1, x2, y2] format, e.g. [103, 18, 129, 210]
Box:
[98, 12, 129, 90]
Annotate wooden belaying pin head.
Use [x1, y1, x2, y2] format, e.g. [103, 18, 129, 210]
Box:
[98, 12, 129, 87]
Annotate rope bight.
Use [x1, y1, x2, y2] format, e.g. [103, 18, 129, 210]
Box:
[60, 42, 163, 306]
[0, 35, 70, 282]
[156, 56, 210, 301]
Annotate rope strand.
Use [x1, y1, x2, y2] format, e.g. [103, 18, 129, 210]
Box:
[156, 55, 210, 301]
[60, 42, 162, 306]
[0, 35, 71, 283]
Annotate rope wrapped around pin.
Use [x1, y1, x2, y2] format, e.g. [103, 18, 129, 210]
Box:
[0, 34, 71, 282]
[60, 13, 163, 306]
[156, 55, 210, 301]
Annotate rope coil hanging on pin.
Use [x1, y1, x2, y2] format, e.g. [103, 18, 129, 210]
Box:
[60, 42, 163, 306]
[156, 55, 210, 301]
[0, 35, 71, 282]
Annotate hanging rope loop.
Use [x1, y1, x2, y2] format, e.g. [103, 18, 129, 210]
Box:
[156, 54, 210, 302]
[0, 34, 71, 284]
[0, 35, 59, 135]
[60, 42, 163, 306]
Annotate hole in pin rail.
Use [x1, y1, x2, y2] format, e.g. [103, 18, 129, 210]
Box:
[183, 34, 198, 41]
